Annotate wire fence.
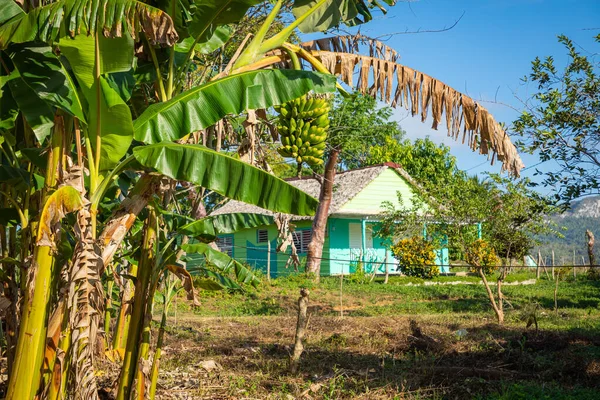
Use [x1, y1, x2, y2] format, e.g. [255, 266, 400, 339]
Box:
[228, 243, 598, 268]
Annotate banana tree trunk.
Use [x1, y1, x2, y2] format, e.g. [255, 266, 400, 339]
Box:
[7, 118, 69, 399]
[135, 311, 153, 399]
[305, 149, 339, 282]
[6, 245, 56, 400]
[586, 229, 595, 267]
[46, 300, 71, 400]
[116, 209, 157, 400]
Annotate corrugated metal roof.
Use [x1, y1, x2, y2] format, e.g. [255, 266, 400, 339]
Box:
[210, 163, 415, 219]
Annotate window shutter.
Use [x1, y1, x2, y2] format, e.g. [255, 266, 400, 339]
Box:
[257, 229, 268, 243]
[216, 236, 233, 257]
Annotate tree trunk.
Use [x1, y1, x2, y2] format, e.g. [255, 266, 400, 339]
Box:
[305, 149, 339, 281]
[586, 229, 595, 267]
[290, 288, 310, 374]
[478, 268, 504, 324]
[497, 267, 507, 315]
[384, 251, 389, 284]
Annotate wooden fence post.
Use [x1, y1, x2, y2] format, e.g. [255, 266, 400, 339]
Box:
[552, 249, 555, 279]
[339, 270, 344, 318]
[384, 251, 389, 285]
[267, 240, 271, 282]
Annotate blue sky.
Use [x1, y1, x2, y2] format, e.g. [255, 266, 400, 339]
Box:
[305, 0, 600, 187]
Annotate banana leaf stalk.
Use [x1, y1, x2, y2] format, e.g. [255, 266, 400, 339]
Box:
[104, 275, 115, 348]
[112, 264, 137, 352]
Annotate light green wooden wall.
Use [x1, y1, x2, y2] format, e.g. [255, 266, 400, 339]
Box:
[338, 168, 418, 214]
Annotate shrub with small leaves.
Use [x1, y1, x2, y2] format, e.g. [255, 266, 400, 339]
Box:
[391, 237, 439, 279]
[466, 239, 501, 275]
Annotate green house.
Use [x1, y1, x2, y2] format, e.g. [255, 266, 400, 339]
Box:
[210, 163, 449, 277]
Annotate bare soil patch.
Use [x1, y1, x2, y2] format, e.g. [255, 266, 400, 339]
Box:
[100, 314, 600, 399]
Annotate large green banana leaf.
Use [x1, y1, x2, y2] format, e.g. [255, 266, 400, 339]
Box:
[175, 26, 233, 57]
[0, 1, 23, 24]
[0, 73, 18, 132]
[187, 0, 262, 44]
[133, 69, 336, 144]
[58, 33, 134, 90]
[8, 73, 54, 143]
[59, 34, 134, 171]
[0, 0, 177, 49]
[292, 0, 394, 33]
[180, 213, 274, 242]
[9, 43, 85, 122]
[183, 242, 260, 287]
[89, 78, 134, 172]
[133, 143, 318, 216]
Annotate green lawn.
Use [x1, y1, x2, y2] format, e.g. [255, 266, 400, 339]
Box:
[182, 271, 600, 332]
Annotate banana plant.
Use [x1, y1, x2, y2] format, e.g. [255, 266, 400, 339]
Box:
[2, 43, 334, 400]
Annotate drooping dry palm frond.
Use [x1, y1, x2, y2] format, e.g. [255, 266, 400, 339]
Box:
[304, 49, 524, 176]
[68, 207, 103, 400]
[301, 34, 399, 62]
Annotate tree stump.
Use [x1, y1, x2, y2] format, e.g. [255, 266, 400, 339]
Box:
[290, 288, 310, 373]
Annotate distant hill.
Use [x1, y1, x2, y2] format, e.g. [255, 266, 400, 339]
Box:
[558, 196, 600, 219]
[533, 196, 600, 265]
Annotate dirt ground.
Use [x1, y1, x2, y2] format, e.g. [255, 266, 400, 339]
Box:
[128, 313, 600, 399]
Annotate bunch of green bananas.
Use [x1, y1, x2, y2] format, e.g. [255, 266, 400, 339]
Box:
[275, 95, 329, 167]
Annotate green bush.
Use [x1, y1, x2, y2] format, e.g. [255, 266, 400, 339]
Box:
[391, 237, 439, 279]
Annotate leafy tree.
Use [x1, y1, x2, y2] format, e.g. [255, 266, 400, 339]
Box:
[328, 93, 405, 169]
[379, 173, 553, 324]
[484, 175, 558, 264]
[514, 34, 600, 204]
[367, 136, 458, 186]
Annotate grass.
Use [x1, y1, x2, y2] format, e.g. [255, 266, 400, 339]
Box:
[185, 271, 600, 326]
[137, 271, 600, 399]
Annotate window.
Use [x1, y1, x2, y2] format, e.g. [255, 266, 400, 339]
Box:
[292, 229, 312, 253]
[216, 235, 233, 257]
[257, 229, 268, 243]
[349, 223, 373, 248]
